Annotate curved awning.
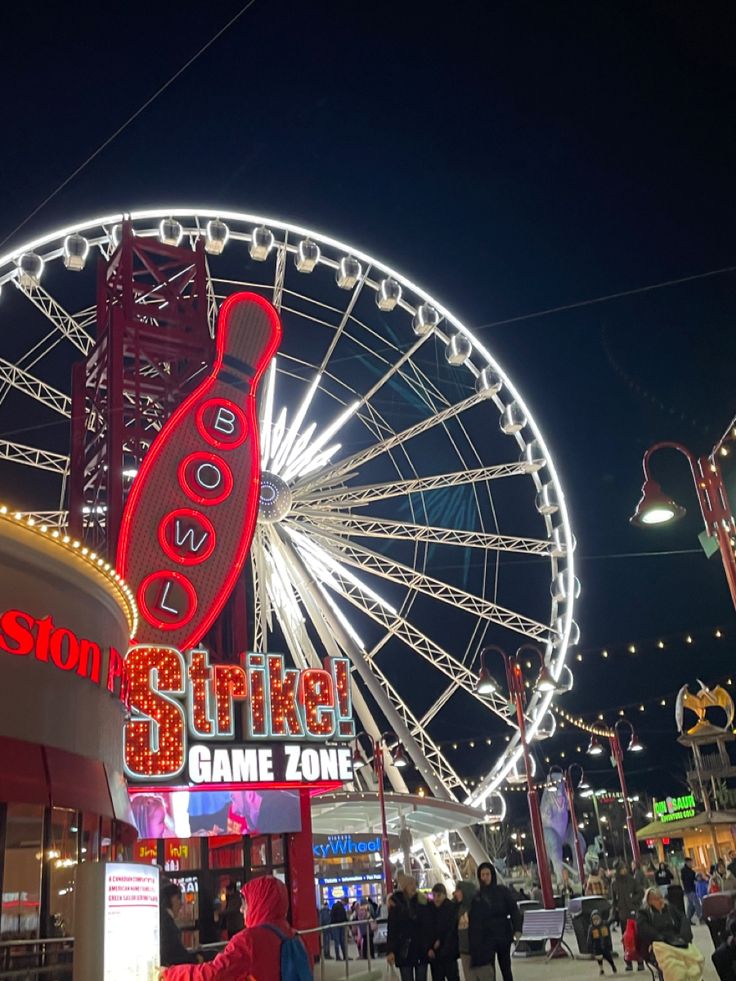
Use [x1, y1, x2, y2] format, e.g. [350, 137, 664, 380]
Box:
[312, 791, 485, 836]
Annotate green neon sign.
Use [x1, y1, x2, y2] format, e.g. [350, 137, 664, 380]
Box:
[654, 794, 697, 823]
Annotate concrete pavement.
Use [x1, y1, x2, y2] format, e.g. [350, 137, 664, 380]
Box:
[313, 923, 718, 980]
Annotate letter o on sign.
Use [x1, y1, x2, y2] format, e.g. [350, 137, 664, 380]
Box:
[178, 452, 233, 506]
[49, 628, 79, 671]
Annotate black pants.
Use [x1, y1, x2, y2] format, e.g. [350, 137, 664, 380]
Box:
[596, 952, 616, 970]
[494, 944, 514, 981]
[430, 957, 460, 981]
[399, 966, 428, 981]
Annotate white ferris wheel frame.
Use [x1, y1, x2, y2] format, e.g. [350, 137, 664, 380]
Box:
[0, 208, 577, 829]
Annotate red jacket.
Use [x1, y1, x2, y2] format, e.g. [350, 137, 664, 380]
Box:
[164, 876, 299, 981]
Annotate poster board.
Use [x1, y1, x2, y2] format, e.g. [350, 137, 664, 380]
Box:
[74, 863, 159, 981]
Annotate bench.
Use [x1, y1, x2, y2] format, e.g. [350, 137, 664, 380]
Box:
[515, 908, 574, 960]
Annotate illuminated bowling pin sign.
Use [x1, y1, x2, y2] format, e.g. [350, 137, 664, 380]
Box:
[117, 293, 281, 650]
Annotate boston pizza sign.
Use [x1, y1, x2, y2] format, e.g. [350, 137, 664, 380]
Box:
[117, 293, 281, 650]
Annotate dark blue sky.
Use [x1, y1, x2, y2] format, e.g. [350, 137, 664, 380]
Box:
[2, 1, 735, 794]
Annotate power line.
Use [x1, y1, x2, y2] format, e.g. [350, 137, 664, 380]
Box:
[0, 1, 258, 251]
[475, 264, 736, 330]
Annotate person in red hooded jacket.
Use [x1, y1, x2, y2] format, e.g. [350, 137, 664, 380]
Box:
[161, 875, 302, 980]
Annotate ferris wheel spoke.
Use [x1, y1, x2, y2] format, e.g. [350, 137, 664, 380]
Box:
[288, 523, 555, 642]
[250, 529, 271, 653]
[14, 282, 93, 354]
[293, 512, 551, 554]
[286, 525, 515, 720]
[294, 391, 487, 495]
[0, 358, 71, 417]
[0, 439, 69, 474]
[318, 266, 371, 373]
[295, 461, 531, 509]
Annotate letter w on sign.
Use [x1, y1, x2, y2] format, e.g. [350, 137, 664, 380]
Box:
[117, 293, 281, 650]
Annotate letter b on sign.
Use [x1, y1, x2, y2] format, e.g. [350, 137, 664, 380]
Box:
[196, 398, 248, 449]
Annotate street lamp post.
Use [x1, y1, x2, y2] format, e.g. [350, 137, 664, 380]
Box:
[588, 722, 643, 862]
[355, 731, 407, 899]
[477, 644, 560, 909]
[631, 439, 736, 610]
[552, 764, 587, 887]
[609, 721, 642, 864]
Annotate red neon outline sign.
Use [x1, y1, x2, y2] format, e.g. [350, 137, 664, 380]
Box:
[158, 508, 217, 566]
[117, 293, 281, 650]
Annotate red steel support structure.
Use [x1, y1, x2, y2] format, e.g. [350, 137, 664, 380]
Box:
[481, 645, 555, 909]
[68, 219, 248, 653]
[559, 765, 587, 887]
[609, 723, 641, 864]
[373, 739, 395, 897]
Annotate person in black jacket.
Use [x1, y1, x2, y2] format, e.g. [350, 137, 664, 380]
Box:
[160, 883, 198, 967]
[386, 875, 434, 980]
[330, 899, 349, 961]
[476, 861, 522, 981]
[428, 883, 459, 981]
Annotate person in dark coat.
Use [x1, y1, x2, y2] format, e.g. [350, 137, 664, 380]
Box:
[386, 875, 434, 980]
[587, 909, 617, 975]
[654, 864, 673, 889]
[476, 861, 522, 981]
[330, 899, 349, 961]
[712, 914, 736, 981]
[160, 883, 198, 967]
[428, 883, 459, 981]
[222, 881, 244, 939]
[611, 861, 644, 929]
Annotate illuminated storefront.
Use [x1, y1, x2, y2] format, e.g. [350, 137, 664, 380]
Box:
[0, 510, 136, 941]
[313, 833, 390, 906]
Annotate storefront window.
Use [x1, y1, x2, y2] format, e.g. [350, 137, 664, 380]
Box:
[208, 836, 243, 870]
[250, 836, 269, 868]
[165, 839, 201, 873]
[1, 804, 43, 940]
[80, 813, 99, 863]
[100, 818, 113, 862]
[131, 839, 159, 865]
[46, 808, 78, 938]
[271, 836, 284, 867]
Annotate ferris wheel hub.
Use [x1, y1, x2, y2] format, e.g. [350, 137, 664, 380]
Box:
[258, 471, 292, 523]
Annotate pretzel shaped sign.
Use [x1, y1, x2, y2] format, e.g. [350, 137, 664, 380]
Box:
[117, 292, 281, 650]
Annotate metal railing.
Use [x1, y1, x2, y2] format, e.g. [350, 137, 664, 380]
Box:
[0, 938, 73, 980]
[300, 921, 384, 980]
[195, 921, 385, 979]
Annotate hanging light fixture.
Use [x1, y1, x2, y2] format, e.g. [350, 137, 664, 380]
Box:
[586, 735, 605, 756]
[630, 478, 685, 526]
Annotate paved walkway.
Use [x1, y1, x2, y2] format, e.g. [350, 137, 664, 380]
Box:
[313, 924, 718, 980]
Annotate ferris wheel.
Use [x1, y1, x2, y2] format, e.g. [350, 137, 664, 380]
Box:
[0, 208, 578, 859]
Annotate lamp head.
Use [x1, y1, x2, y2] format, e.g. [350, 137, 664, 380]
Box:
[586, 735, 605, 756]
[534, 663, 559, 693]
[476, 665, 500, 695]
[628, 731, 645, 753]
[630, 478, 685, 527]
[391, 743, 409, 768]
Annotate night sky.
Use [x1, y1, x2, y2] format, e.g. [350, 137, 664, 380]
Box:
[2, 2, 736, 809]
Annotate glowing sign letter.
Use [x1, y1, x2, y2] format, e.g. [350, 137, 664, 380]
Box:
[124, 646, 186, 779]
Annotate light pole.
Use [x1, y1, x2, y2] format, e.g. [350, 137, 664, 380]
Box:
[550, 764, 587, 887]
[354, 731, 408, 898]
[631, 439, 736, 610]
[587, 722, 644, 863]
[477, 644, 562, 909]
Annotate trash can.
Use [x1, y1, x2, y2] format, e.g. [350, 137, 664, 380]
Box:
[515, 901, 545, 956]
[569, 896, 612, 956]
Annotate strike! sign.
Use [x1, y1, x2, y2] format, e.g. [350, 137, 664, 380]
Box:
[124, 648, 356, 785]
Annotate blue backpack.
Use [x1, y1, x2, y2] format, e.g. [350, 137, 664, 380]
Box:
[261, 923, 312, 981]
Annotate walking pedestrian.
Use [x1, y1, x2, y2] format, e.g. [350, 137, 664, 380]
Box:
[330, 898, 349, 961]
[386, 875, 433, 981]
[454, 880, 493, 981]
[680, 857, 702, 924]
[476, 861, 522, 981]
[588, 909, 617, 975]
[319, 900, 332, 959]
[428, 883, 459, 981]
